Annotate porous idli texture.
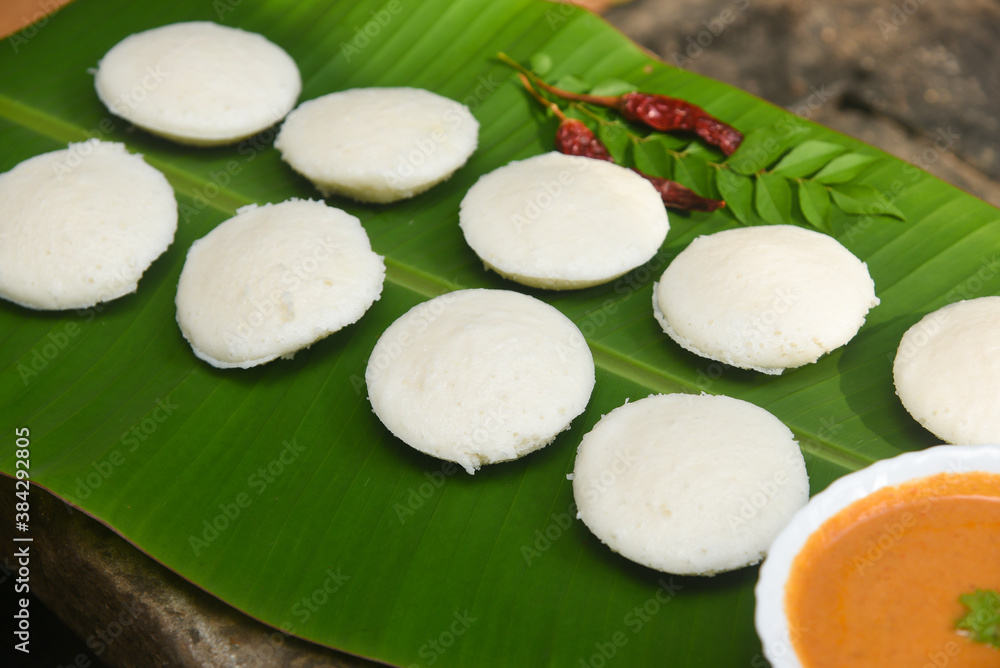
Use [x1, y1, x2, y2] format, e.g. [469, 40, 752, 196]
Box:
[0, 139, 177, 310]
[95, 21, 301, 145]
[175, 199, 385, 368]
[459, 152, 669, 289]
[572, 393, 810, 576]
[893, 296, 1000, 444]
[275, 87, 479, 203]
[365, 289, 596, 473]
[654, 224, 878, 374]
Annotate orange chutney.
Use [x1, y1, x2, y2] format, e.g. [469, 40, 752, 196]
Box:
[785, 471, 1000, 668]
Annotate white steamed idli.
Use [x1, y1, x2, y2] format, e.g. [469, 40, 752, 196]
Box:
[572, 393, 809, 576]
[95, 21, 301, 145]
[459, 152, 669, 290]
[0, 139, 177, 310]
[365, 289, 595, 474]
[175, 199, 385, 368]
[653, 224, 878, 374]
[275, 87, 479, 203]
[893, 296, 1000, 444]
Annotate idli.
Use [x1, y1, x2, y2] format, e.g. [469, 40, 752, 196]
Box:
[654, 224, 878, 374]
[175, 199, 385, 368]
[0, 139, 177, 310]
[95, 21, 301, 145]
[572, 393, 809, 576]
[275, 87, 479, 203]
[365, 289, 595, 474]
[459, 152, 669, 290]
[893, 296, 1000, 444]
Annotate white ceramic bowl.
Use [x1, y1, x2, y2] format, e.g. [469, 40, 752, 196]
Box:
[754, 443, 1000, 667]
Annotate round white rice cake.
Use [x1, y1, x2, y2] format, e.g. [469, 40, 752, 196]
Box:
[459, 152, 669, 290]
[95, 21, 301, 146]
[572, 393, 809, 576]
[893, 296, 1000, 444]
[0, 139, 177, 310]
[365, 289, 595, 474]
[653, 224, 878, 374]
[275, 87, 479, 203]
[175, 199, 385, 368]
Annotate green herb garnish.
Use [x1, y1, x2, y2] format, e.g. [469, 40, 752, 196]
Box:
[956, 589, 1000, 649]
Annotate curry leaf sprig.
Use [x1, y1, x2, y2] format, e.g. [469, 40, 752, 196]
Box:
[505, 52, 906, 230]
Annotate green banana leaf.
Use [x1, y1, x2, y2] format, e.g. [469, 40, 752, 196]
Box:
[2, 0, 998, 665]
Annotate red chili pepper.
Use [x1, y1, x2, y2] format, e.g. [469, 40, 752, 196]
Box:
[555, 118, 613, 162]
[530, 80, 743, 156]
[638, 174, 726, 212]
[619, 93, 743, 157]
[555, 118, 724, 212]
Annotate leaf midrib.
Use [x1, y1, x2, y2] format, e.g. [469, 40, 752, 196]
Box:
[0, 92, 873, 474]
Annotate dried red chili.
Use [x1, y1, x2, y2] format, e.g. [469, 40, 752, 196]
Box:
[618, 92, 743, 157]
[530, 80, 743, 156]
[553, 116, 724, 212]
[555, 118, 613, 162]
[637, 173, 725, 212]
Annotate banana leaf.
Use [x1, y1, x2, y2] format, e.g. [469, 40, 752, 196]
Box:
[2, 0, 998, 665]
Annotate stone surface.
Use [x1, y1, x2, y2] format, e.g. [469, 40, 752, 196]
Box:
[0, 477, 375, 667]
[605, 0, 1000, 205]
